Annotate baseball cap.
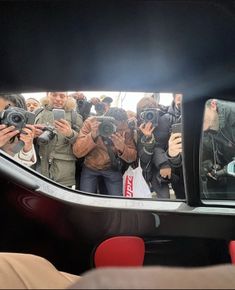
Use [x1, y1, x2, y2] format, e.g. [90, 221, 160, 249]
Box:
[100, 95, 113, 104]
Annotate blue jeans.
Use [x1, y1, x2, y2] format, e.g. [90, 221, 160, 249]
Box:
[80, 166, 123, 196]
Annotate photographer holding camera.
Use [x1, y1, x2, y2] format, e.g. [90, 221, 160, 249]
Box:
[166, 94, 183, 168]
[201, 99, 235, 197]
[0, 94, 36, 166]
[69, 93, 113, 190]
[34, 92, 83, 187]
[137, 96, 172, 199]
[69, 92, 96, 121]
[69, 92, 113, 120]
[73, 107, 137, 196]
[94, 95, 113, 116]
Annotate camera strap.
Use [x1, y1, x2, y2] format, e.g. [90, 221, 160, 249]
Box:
[12, 140, 25, 154]
[102, 137, 122, 171]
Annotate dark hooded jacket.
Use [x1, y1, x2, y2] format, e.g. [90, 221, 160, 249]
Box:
[167, 101, 181, 124]
[138, 113, 171, 184]
[164, 101, 182, 167]
[202, 100, 235, 171]
[201, 100, 235, 197]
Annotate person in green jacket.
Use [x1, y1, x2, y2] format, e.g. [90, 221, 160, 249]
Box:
[34, 92, 83, 187]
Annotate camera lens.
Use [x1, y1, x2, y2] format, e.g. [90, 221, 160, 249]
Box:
[99, 122, 116, 137]
[11, 114, 22, 123]
[95, 103, 106, 114]
[37, 127, 56, 145]
[96, 104, 102, 110]
[77, 100, 84, 106]
[103, 124, 112, 134]
[146, 112, 154, 121]
[37, 135, 48, 145]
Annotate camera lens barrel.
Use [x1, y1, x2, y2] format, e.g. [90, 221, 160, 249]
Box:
[1, 107, 27, 131]
[140, 109, 158, 126]
[37, 127, 56, 145]
[96, 116, 117, 137]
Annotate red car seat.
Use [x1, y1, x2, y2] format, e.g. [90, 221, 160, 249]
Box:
[229, 241, 235, 264]
[93, 236, 145, 268]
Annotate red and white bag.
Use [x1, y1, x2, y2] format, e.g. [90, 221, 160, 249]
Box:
[123, 165, 152, 198]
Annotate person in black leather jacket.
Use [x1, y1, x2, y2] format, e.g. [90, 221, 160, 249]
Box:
[201, 99, 235, 198]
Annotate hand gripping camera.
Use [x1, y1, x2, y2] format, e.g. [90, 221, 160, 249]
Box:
[140, 108, 159, 127]
[96, 116, 117, 138]
[0, 106, 35, 131]
[201, 159, 235, 180]
[212, 160, 235, 179]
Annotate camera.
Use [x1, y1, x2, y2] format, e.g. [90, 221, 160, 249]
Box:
[77, 99, 85, 107]
[0, 106, 35, 131]
[96, 116, 117, 138]
[212, 160, 235, 179]
[127, 118, 137, 130]
[201, 159, 235, 180]
[95, 102, 106, 115]
[140, 108, 159, 127]
[37, 125, 57, 145]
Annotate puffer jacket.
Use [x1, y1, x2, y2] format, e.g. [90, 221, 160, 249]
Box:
[35, 99, 83, 187]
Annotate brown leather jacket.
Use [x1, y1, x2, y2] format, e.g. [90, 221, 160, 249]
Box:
[73, 117, 137, 171]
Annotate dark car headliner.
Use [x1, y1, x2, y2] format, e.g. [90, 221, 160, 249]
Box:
[0, 0, 234, 98]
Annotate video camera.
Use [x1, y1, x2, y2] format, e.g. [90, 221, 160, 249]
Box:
[0, 106, 35, 132]
[140, 108, 159, 127]
[96, 116, 117, 138]
[37, 125, 57, 145]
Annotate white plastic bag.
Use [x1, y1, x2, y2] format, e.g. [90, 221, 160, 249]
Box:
[123, 165, 152, 198]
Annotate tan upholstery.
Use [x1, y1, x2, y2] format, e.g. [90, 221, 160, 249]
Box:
[0, 253, 80, 289]
[1, 252, 235, 289]
[70, 265, 235, 289]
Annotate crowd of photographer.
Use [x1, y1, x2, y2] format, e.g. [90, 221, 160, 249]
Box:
[0, 91, 185, 199]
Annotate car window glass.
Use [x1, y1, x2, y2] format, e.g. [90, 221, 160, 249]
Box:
[200, 99, 235, 200]
[0, 91, 185, 201]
